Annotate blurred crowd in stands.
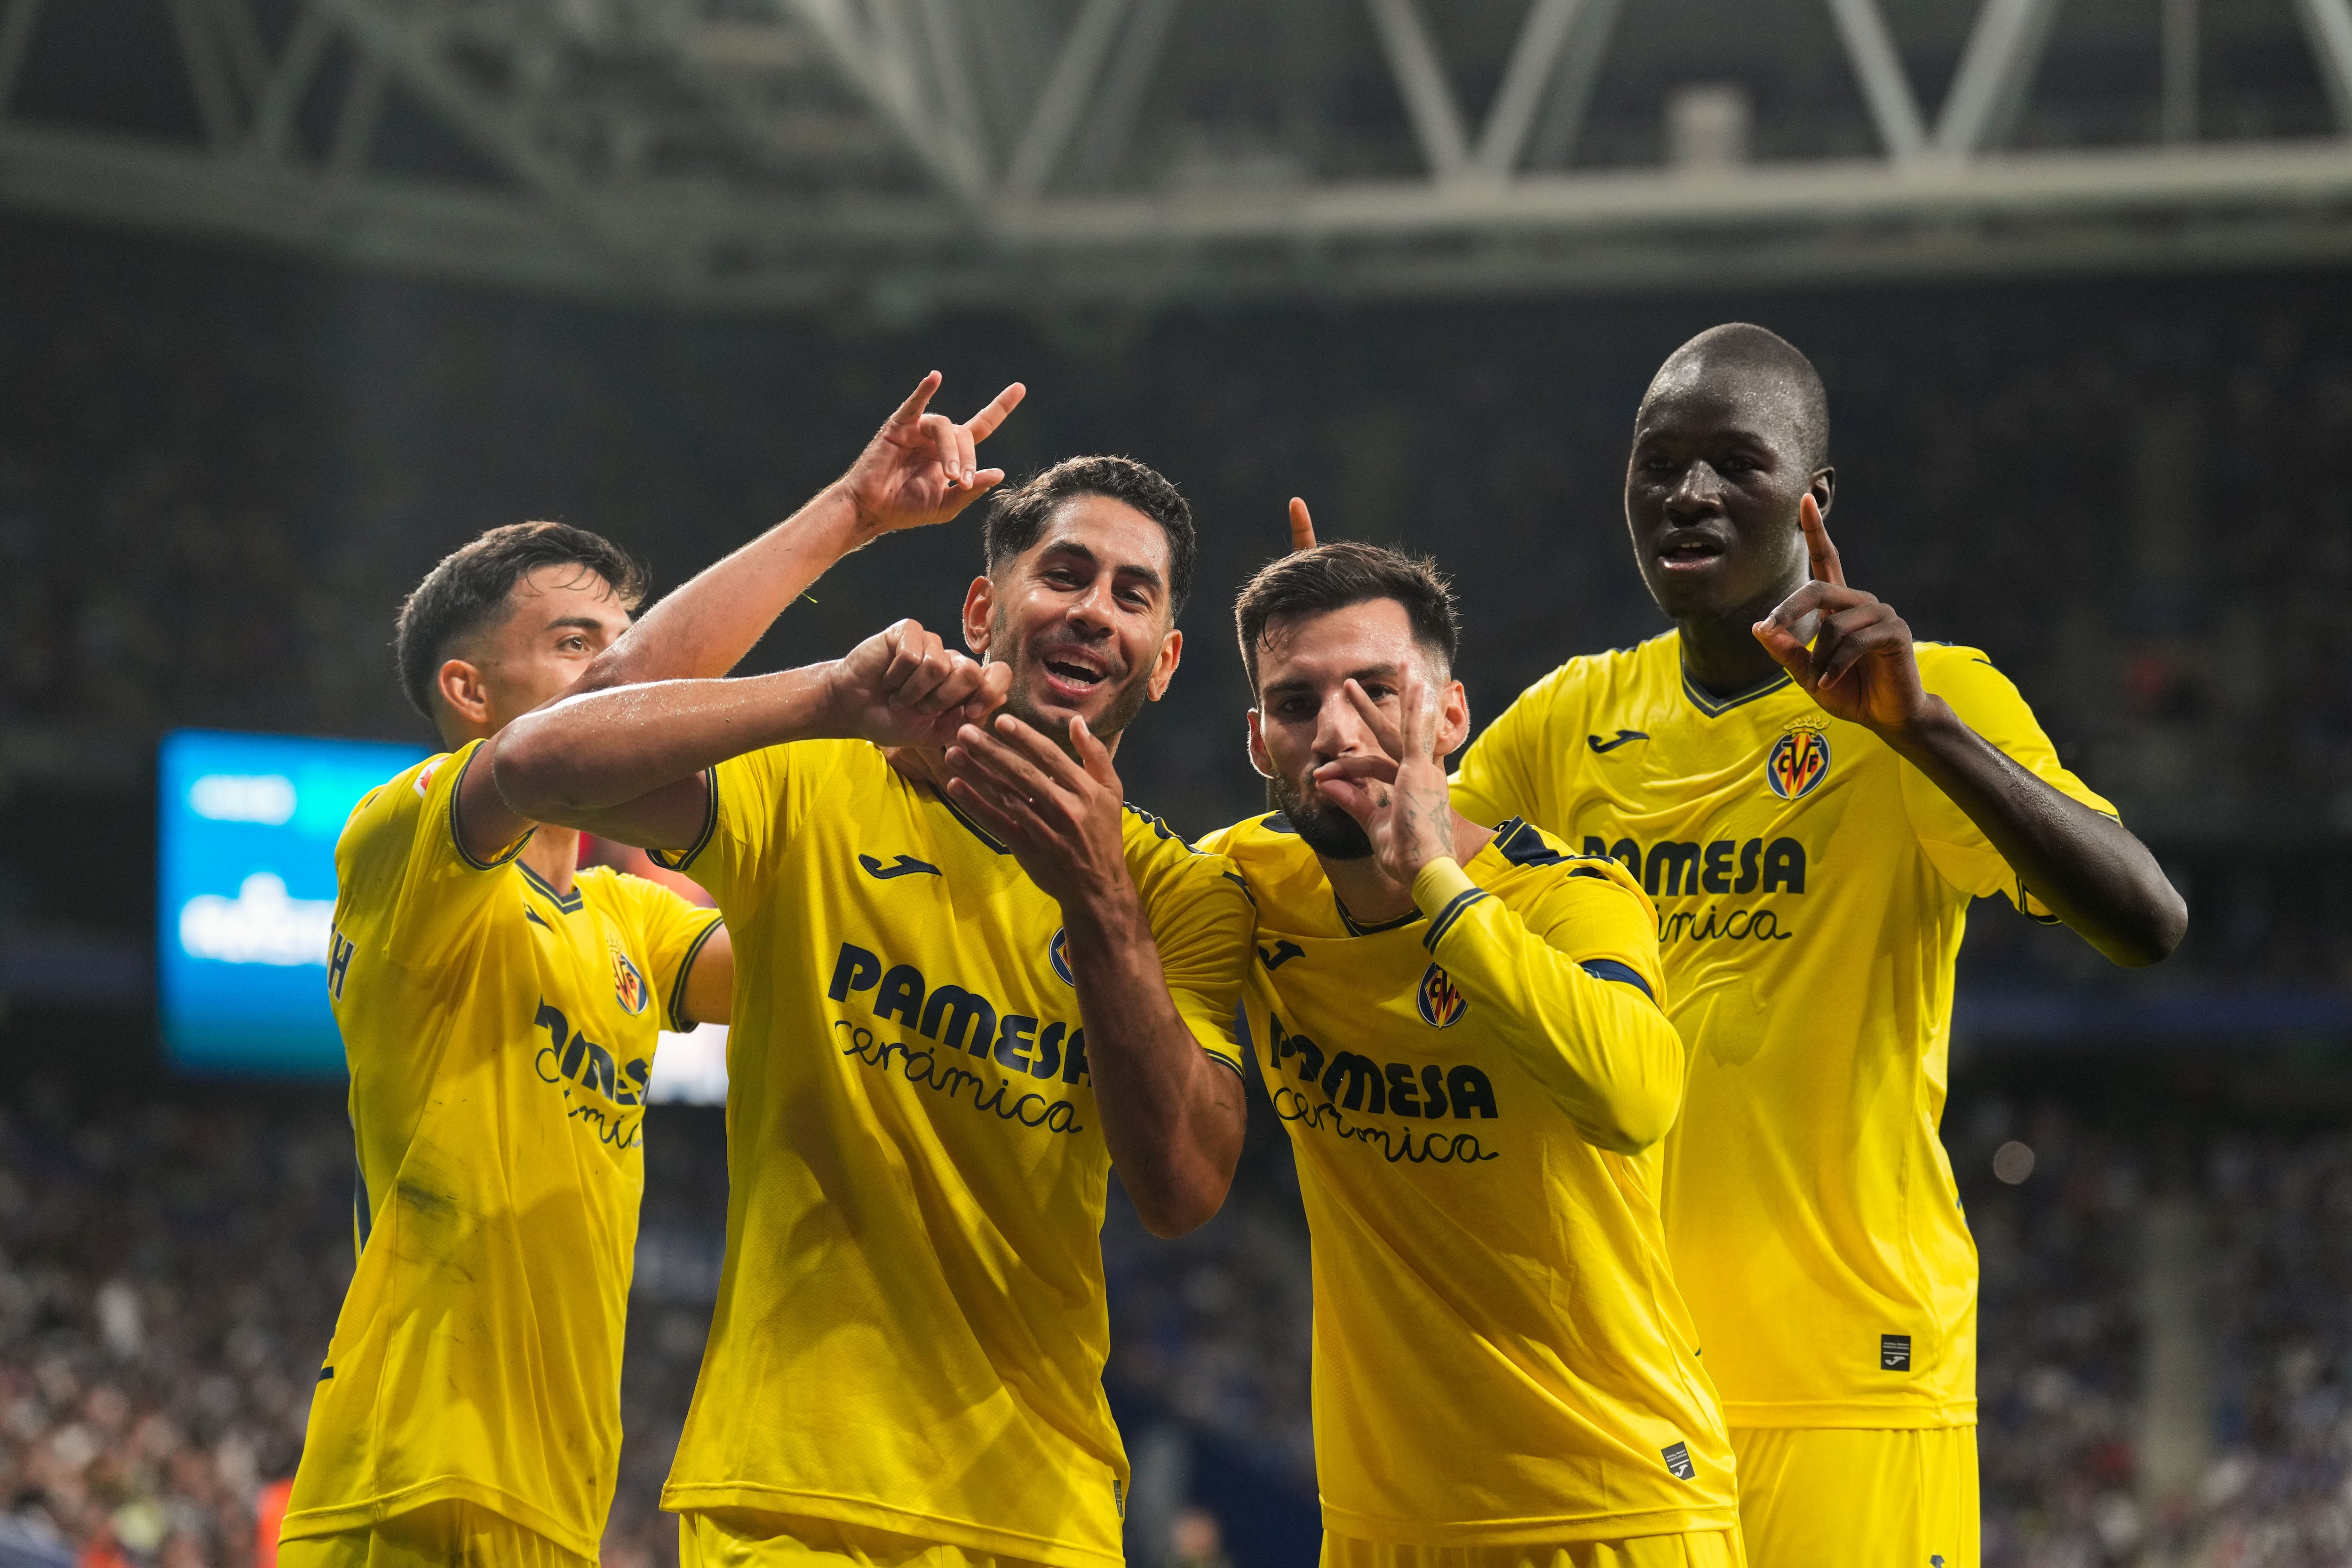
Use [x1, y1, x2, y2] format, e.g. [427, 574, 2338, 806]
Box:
[2, 1085, 2352, 1565]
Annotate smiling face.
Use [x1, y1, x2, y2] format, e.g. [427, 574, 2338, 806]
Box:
[434, 563, 632, 743]
[962, 492, 1184, 751]
[1624, 355, 1833, 628]
[1247, 597, 1470, 861]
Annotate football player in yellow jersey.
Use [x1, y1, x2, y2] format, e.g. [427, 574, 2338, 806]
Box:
[1178, 541, 1741, 1568]
[281, 521, 735, 1568]
[494, 381, 1253, 1568]
[1445, 325, 2187, 1566]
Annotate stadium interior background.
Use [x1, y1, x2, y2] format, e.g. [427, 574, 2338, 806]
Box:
[8, 0, 2352, 1564]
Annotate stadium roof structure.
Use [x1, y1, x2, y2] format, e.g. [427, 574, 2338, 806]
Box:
[6, 0, 2352, 310]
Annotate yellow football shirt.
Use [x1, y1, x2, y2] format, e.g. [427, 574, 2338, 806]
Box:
[646, 739, 1251, 1568]
[284, 740, 724, 1558]
[1451, 633, 2114, 1429]
[1194, 813, 1737, 1546]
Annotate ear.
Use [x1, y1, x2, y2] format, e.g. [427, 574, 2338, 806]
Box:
[1435, 678, 1473, 760]
[435, 657, 494, 733]
[1246, 707, 1275, 780]
[1144, 628, 1184, 703]
[1811, 466, 1836, 522]
[961, 575, 995, 656]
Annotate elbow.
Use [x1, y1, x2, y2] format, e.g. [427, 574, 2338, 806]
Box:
[1582, 1084, 1680, 1156]
[489, 718, 580, 823]
[2111, 887, 2189, 969]
[1126, 1170, 1232, 1240]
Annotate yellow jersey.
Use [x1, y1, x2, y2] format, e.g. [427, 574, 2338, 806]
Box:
[1194, 813, 1737, 1546]
[1451, 633, 2114, 1429]
[286, 740, 724, 1556]
[647, 739, 1251, 1568]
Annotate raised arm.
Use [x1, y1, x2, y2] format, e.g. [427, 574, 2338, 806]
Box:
[495, 619, 1009, 848]
[940, 715, 1247, 1238]
[1755, 498, 2186, 967]
[579, 372, 1025, 691]
[1316, 667, 1683, 1152]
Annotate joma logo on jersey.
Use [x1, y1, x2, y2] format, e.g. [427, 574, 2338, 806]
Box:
[828, 941, 1092, 1085]
[609, 939, 651, 1016]
[1765, 727, 1832, 800]
[1416, 964, 1467, 1028]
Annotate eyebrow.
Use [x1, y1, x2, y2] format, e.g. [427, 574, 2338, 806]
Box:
[543, 616, 610, 634]
[1039, 539, 1165, 594]
[1261, 662, 1406, 697]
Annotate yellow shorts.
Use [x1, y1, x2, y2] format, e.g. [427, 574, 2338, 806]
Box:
[1319, 1528, 1746, 1568]
[277, 1497, 593, 1568]
[677, 1509, 1060, 1568]
[1729, 1426, 1979, 1568]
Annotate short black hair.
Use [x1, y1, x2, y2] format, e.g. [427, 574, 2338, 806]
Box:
[982, 456, 1196, 616]
[1233, 541, 1459, 694]
[393, 521, 648, 720]
[1647, 322, 1831, 470]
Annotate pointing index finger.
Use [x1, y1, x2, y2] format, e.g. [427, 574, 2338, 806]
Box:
[1800, 494, 1845, 588]
[887, 371, 943, 431]
[1288, 497, 1317, 553]
[964, 382, 1026, 442]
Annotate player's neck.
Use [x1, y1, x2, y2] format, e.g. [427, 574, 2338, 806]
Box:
[1676, 577, 1805, 699]
[520, 824, 581, 895]
[1318, 811, 1495, 927]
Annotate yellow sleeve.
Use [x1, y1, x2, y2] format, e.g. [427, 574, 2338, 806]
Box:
[1450, 662, 1566, 828]
[611, 874, 726, 1032]
[1129, 819, 1255, 1079]
[336, 739, 532, 969]
[1411, 854, 1684, 1155]
[646, 744, 791, 916]
[1900, 647, 2119, 916]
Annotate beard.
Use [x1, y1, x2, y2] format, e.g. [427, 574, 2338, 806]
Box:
[991, 610, 1156, 752]
[1268, 762, 1373, 861]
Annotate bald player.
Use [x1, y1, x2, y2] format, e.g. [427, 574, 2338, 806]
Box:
[1442, 325, 2185, 1564]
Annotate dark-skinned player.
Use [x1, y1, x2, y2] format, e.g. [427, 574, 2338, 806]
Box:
[1427, 325, 2187, 1566]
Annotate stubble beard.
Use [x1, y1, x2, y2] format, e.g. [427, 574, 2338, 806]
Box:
[990, 610, 1156, 754]
[1269, 764, 1373, 861]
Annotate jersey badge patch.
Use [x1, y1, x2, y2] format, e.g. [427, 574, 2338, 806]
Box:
[610, 940, 651, 1016]
[413, 760, 441, 798]
[1662, 1441, 1696, 1480]
[1765, 725, 1831, 800]
[1416, 963, 1467, 1028]
[1050, 928, 1074, 985]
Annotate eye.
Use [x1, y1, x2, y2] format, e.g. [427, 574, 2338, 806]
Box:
[1116, 587, 1149, 608]
[1360, 683, 1397, 702]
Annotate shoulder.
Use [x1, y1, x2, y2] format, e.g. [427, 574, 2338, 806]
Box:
[1482, 819, 1656, 920]
[1912, 641, 2034, 710]
[336, 744, 468, 865]
[1495, 635, 1671, 725]
[1124, 804, 1240, 886]
[1193, 811, 1313, 879]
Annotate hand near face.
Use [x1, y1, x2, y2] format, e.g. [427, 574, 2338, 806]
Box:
[827, 619, 1012, 748]
[838, 372, 1027, 540]
[1309, 664, 1456, 884]
[940, 713, 1131, 909]
[1752, 495, 1929, 735]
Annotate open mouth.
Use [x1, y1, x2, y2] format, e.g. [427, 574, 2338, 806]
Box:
[1658, 532, 1727, 571]
[1036, 646, 1115, 700]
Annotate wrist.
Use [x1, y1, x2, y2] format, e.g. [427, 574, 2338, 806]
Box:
[822, 477, 891, 544]
[1878, 694, 1959, 753]
[1061, 870, 1144, 945]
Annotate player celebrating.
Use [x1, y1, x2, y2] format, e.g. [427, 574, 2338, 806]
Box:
[493, 418, 1252, 1568]
[1157, 542, 1739, 1565]
[1446, 325, 2187, 1565]
[280, 522, 733, 1568]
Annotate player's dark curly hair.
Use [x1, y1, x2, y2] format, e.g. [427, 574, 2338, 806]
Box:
[1233, 540, 1459, 695]
[393, 521, 648, 721]
[982, 456, 1196, 616]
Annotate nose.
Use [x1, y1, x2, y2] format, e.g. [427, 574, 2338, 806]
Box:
[1064, 578, 1116, 638]
[1311, 689, 1371, 762]
[1667, 460, 1727, 519]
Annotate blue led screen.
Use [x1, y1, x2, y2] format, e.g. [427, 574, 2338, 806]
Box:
[159, 729, 429, 1077]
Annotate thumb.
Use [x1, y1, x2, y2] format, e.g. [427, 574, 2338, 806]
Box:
[1752, 619, 1817, 690]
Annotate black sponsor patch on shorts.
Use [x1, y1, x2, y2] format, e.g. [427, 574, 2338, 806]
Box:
[1881, 1333, 1913, 1371]
[1661, 1441, 1696, 1481]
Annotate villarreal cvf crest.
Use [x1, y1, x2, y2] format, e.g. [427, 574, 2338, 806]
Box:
[1765, 727, 1832, 801]
[1417, 963, 1468, 1028]
[611, 946, 651, 1015]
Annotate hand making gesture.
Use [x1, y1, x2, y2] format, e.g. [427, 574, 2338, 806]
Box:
[827, 619, 1013, 749]
[837, 372, 1027, 541]
[940, 715, 1132, 909]
[1752, 495, 1930, 736]
[1311, 665, 1457, 887]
